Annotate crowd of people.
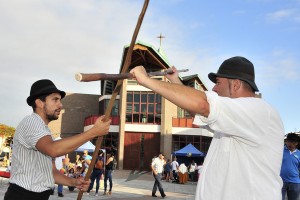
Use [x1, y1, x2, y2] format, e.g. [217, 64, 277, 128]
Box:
[151, 153, 203, 198]
[152, 155, 203, 184]
[52, 149, 116, 197]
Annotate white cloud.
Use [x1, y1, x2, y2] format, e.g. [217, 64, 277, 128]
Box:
[0, 0, 299, 133]
[0, 0, 145, 126]
[265, 8, 300, 23]
[256, 55, 300, 89]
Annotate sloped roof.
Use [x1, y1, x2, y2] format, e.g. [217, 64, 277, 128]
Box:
[181, 74, 208, 91]
[181, 74, 199, 81]
[119, 40, 171, 73]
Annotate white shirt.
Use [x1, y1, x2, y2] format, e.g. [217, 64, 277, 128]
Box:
[194, 91, 284, 200]
[171, 160, 179, 171]
[152, 157, 164, 173]
[179, 163, 188, 173]
[189, 163, 197, 172]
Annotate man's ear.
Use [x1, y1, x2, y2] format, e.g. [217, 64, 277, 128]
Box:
[233, 79, 242, 91]
[35, 98, 44, 108]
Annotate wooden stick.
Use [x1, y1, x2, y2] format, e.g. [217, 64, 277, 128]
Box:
[76, 0, 150, 199]
[75, 68, 189, 82]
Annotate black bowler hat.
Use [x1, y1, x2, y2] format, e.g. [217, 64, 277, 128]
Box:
[286, 133, 300, 142]
[26, 79, 66, 106]
[208, 56, 259, 91]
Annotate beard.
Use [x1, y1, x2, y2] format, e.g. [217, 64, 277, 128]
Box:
[44, 106, 59, 121]
[46, 113, 59, 121]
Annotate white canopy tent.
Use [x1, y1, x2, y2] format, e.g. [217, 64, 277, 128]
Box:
[75, 141, 95, 153]
[74, 141, 106, 163]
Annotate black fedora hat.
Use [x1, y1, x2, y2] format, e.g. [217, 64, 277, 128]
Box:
[27, 79, 66, 106]
[286, 133, 300, 142]
[208, 56, 259, 91]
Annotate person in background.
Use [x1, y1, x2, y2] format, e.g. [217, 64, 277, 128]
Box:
[178, 163, 188, 184]
[82, 150, 92, 177]
[86, 150, 105, 196]
[188, 160, 197, 182]
[151, 153, 166, 198]
[67, 168, 76, 192]
[78, 157, 86, 177]
[130, 56, 284, 200]
[75, 155, 83, 177]
[75, 155, 81, 167]
[280, 133, 300, 200]
[53, 137, 66, 197]
[170, 157, 179, 183]
[164, 159, 172, 182]
[75, 165, 83, 178]
[4, 79, 111, 200]
[63, 154, 70, 173]
[103, 152, 114, 196]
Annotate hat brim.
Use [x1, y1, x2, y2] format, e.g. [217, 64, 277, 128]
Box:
[285, 137, 299, 142]
[208, 72, 259, 92]
[27, 90, 66, 106]
[286, 139, 299, 142]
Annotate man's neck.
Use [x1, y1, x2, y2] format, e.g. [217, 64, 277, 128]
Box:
[290, 148, 297, 153]
[35, 110, 50, 125]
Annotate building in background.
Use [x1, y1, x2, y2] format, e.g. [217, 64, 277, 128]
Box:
[49, 41, 212, 171]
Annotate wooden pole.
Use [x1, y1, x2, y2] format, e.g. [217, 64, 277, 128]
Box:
[75, 69, 189, 82]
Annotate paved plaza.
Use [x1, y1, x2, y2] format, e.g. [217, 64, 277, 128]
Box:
[0, 169, 196, 200]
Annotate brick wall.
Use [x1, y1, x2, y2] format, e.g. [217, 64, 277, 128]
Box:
[49, 93, 100, 136]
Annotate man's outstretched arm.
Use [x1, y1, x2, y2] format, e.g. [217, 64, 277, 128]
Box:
[130, 66, 210, 117]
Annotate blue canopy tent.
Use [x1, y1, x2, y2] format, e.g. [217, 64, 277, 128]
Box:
[172, 143, 205, 166]
[173, 144, 205, 157]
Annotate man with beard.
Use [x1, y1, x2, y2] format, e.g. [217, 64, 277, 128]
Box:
[130, 56, 284, 200]
[4, 79, 111, 200]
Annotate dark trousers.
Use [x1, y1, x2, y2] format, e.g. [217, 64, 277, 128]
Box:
[87, 168, 103, 193]
[190, 171, 195, 181]
[4, 183, 52, 200]
[282, 182, 300, 200]
[152, 173, 165, 196]
[104, 170, 113, 192]
[172, 170, 178, 181]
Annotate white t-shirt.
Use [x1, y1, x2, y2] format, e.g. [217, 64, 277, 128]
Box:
[194, 91, 284, 200]
[55, 155, 65, 171]
[189, 163, 197, 173]
[179, 163, 188, 173]
[171, 160, 179, 171]
[151, 157, 164, 173]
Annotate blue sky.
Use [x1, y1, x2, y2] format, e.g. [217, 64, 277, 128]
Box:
[0, 0, 299, 133]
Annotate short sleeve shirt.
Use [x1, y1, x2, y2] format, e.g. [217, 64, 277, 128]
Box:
[152, 158, 164, 173]
[195, 91, 284, 200]
[10, 113, 54, 192]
